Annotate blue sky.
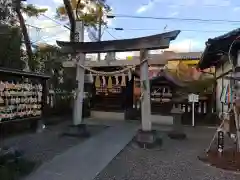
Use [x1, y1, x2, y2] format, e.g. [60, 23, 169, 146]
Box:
[26, 0, 240, 53]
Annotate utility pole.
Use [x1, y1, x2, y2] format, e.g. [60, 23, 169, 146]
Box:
[189, 40, 192, 52]
[97, 5, 102, 61]
[73, 20, 85, 126]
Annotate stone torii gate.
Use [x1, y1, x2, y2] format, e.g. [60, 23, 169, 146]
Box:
[57, 30, 180, 145]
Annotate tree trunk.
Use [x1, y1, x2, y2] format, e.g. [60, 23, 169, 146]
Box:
[63, 0, 76, 42]
[15, 6, 33, 71]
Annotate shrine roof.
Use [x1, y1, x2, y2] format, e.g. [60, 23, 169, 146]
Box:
[56, 30, 180, 53]
[198, 28, 240, 70]
[150, 70, 185, 87]
[0, 68, 50, 79]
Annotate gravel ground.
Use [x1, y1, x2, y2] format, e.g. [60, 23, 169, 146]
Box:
[2, 121, 107, 165]
[95, 126, 240, 180]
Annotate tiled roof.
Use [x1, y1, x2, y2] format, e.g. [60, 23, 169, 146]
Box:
[208, 28, 240, 42]
[150, 70, 185, 87]
[198, 28, 240, 69]
[0, 68, 50, 79]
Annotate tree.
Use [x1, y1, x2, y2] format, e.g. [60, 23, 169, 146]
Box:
[33, 43, 76, 91]
[60, 0, 76, 42]
[0, 25, 23, 69]
[56, 0, 111, 42]
[0, 0, 18, 26]
[13, 1, 47, 71]
[0, 1, 22, 69]
[166, 61, 215, 96]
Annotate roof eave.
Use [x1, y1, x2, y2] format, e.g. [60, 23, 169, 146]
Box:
[0, 68, 50, 79]
[197, 28, 240, 70]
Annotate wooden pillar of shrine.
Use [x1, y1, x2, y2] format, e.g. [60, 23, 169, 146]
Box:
[124, 74, 134, 120]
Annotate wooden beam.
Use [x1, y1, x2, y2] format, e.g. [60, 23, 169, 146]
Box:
[57, 30, 180, 53]
[0, 67, 50, 79]
[62, 59, 141, 67]
[63, 51, 204, 68]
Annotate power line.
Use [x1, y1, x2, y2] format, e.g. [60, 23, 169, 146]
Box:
[107, 14, 240, 24]
[26, 24, 62, 30]
[26, 23, 67, 43]
[26, 24, 42, 30]
[41, 14, 70, 30]
[38, 25, 62, 29]
[107, 27, 231, 33]
[31, 29, 68, 44]
[45, 25, 62, 28]
[170, 29, 229, 33]
[159, 2, 235, 8]
[105, 29, 117, 39]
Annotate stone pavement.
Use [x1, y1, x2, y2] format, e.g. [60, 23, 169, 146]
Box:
[3, 121, 106, 164]
[95, 125, 240, 180]
[25, 121, 138, 180]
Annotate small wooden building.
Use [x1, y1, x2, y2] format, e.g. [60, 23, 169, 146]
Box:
[85, 66, 134, 120]
[150, 70, 184, 115]
[90, 66, 133, 112]
[198, 28, 240, 114]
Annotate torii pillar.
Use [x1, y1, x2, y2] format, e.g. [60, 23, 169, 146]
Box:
[139, 49, 152, 131]
[57, 30, 180, 144]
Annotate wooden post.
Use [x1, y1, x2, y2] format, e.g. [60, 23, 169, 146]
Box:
[217, 129, 224, 156]
[124, 76, 134, 120]
[140, 49, 152, 131]
[36, 78, 47, 133]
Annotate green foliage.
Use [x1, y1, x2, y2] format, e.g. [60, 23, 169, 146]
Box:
[33, 44, 76, 92]
[17, 3, 48, 72]
[78, 2, 111, 27]
[0, 2, 49, 71]
[0, 26, 23, 69]
[166, 63, 215, 96]
[21, 4, 47, 17]
[56, 0, 111, 28]
[180, 78, 215, 95]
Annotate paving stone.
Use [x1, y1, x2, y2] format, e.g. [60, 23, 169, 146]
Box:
[95, 126, 240, 180]
[25, 122, 138, 180]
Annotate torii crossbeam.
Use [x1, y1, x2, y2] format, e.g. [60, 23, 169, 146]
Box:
[57, 30, 180, 146]
[57, 30, 180, 53]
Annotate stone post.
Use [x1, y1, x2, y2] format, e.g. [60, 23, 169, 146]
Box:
[168, 106, 186, 140]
